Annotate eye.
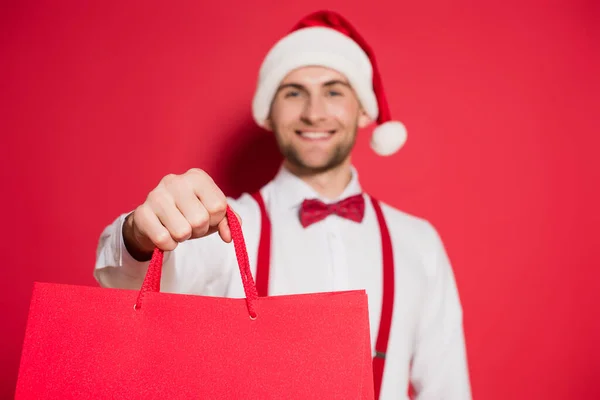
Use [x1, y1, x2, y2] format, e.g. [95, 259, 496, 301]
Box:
[284, 90, 300, 98]
[327, 90, 342, 97]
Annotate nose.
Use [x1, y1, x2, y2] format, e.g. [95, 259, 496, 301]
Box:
[300, 95, 327, 124]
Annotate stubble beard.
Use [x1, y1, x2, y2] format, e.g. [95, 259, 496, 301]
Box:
[274, 125, 358, 175]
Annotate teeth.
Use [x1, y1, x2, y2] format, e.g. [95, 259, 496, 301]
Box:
[300, 131, 330, 139]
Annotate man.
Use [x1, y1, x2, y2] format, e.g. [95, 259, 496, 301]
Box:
[95, 10, 472, 399]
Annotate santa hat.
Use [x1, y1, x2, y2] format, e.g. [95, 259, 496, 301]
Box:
[252, 10, 407, 156]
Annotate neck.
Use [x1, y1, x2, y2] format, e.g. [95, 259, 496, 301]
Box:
[283, 158, 353, 199]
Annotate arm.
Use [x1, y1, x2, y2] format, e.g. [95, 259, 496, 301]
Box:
[410, 224, 472, 400]
[93, 168, 243, 292]
[94, 201, 257, 295]
[94, 211, 153, 290]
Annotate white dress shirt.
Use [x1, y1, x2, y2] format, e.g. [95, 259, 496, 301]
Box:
[95, 165, 472, 399]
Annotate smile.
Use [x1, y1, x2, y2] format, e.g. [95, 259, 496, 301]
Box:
[295, 130, 336, 140]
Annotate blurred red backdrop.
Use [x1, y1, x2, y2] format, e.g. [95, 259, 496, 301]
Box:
[1, 1, 599, 398]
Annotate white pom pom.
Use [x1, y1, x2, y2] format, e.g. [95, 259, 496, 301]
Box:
[370, 121, 408, 156]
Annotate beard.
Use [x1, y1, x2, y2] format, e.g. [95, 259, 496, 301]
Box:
[274, 125, 358, 175]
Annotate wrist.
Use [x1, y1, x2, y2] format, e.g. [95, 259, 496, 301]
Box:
[122, 212, 154, 262]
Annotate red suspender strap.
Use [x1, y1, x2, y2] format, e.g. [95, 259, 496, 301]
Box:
[370, 196, 395, 399]
[250, 191, 395, 398]
[250, 191, 271, 297]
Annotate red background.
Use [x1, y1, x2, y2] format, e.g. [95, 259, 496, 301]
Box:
[1, 1, 599, 398]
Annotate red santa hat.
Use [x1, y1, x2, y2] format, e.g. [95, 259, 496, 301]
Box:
[252, 10, 407, 156]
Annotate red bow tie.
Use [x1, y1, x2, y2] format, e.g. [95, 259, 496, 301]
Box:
[299, 194, 366, 228]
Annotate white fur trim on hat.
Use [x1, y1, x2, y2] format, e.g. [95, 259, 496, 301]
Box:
[252, 26, 378, 127]
[370, 121, 407, 156]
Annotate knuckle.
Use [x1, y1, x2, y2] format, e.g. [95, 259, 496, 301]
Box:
[162, 173, 178, 183]
[154, 238, 177, 251]
[171, 225, 192, 242]
[152, 231, 173, 249]
[136, 203, 148, 213]
[147, 188, 172, 209]
[146, 188, 163, 203]
[160, 173, 186, 192]
[186, 168, 207, 179]
[138, 202, 154, 216]
[132, 204, 145, 220]
[188, 212, 209, 229]
[164, 243, 178, 251]
[158, 173, 178, 189]
[206, 199, 227, 216]
[186, 168, 217, 188]
[191, 224, 209, 238]
[133, 204, 152, 227]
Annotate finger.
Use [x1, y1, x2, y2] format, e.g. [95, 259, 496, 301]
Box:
[149, 192, 192, 243]
[188, 172, 228, 228]
[217, 218, 231, 243]
[217, 209, 242, 243]
[134, 204, 178, 251]
[171, 185, 211, 239]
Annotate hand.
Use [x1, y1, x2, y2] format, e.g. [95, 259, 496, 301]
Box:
[123, 168, 240, 259]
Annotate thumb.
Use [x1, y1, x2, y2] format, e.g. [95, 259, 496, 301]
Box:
[217, 209, 242, 243]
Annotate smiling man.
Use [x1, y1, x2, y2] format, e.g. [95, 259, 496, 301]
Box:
[267, 66, 372, 197]
[95, 10, 472, 399]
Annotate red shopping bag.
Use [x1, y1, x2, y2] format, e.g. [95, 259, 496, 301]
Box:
[15, 207, 375, 399]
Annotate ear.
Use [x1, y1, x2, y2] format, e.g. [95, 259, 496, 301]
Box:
[357, 108, 372, 129]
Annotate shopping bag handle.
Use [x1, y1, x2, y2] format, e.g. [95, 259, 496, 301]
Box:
[134, 206, 259, 319]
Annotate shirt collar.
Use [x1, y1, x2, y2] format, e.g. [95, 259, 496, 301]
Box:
[270, 163, 363, 210]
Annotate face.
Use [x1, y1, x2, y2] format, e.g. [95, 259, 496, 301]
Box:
[265, 66, 371, 174]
